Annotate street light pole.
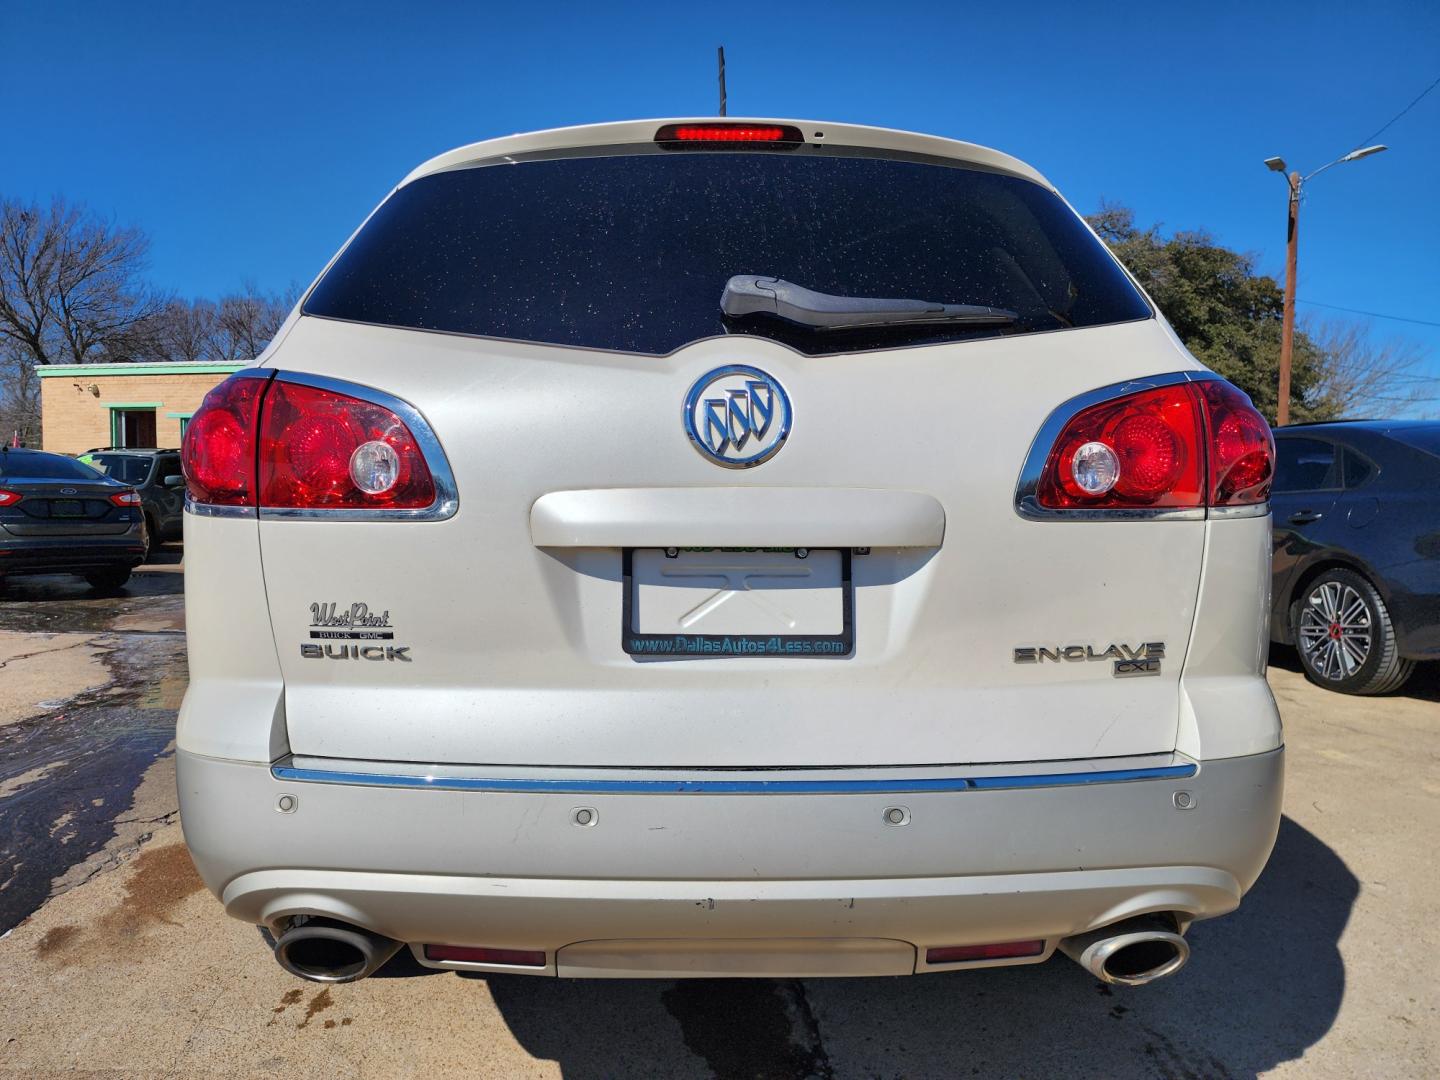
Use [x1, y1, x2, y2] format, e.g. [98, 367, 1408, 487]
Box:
[1278, 171, 1301, 426]
[1263, 144, 1388, 426]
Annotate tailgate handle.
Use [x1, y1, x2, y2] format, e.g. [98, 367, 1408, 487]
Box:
[530, 488, 945, 548]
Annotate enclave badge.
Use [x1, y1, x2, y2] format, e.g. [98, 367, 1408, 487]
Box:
[683, 365, 792, 468]
[1014, 642, 1165, 678]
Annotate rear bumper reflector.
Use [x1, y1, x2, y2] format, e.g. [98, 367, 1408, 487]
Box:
[926, 940, 1046, 964]
[424, 944, 546, 967]
[269, 760, 1197, 795]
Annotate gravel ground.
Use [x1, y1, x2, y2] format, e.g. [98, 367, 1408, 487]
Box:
[0, 553, 1436, 1078]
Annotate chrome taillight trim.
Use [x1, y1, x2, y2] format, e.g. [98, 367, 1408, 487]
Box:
[1013, 369, 1269, 522]
[182, 369, 459, 523]
[1207, 504, 1271, 520]
[183, 495, 257, 519]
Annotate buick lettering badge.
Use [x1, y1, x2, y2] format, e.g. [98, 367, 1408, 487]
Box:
[683, 365, 792, 468]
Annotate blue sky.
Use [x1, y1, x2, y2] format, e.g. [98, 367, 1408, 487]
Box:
[5, 1, 1438, 403]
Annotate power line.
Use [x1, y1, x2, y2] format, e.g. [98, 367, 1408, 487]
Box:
[1351, 72, 1440, 150]
[1297, 299, 1440, 329]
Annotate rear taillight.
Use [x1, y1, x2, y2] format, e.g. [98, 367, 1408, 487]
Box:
[182, 375, 267, 506]
[1032, 378, 1273, 513]
[109, 490, 141, 507]
[1036, 384, 1204, 510]
[1195, 380, 1275, 506]
[181, 371, 447, 516]
[258, 381, 435, 510]
[0, 489, 20, 506]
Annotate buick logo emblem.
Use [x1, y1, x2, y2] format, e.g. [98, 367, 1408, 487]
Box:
[683, 365, 792, 468]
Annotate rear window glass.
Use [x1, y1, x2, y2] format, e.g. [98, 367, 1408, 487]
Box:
[304, 151, 1150, 356]
[0, 453, 105, 481]
[88, 454, 154, 484]
[1273, 438, 1339, 492]
[1341, 447, 1375, 488]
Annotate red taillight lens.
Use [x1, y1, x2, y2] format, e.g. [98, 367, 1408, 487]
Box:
[926, 940, 1046, 964]
[182, 375, 266, 506]
[1036, 384, 1205, 509]
[258, 382, 436, 510]
[182, 374, 443, 514]
[655, 123, 803, 145]
[0, 489, 21, 506]
[109, 490, 141, 507]
[1034, 379, 1273, 512]
[423, 945, 546, 967]
[672, 125, 786, 141]
[1196, 381, 1275, 506]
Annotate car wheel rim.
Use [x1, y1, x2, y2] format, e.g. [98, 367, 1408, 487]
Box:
[1298, 581, 1372, 681]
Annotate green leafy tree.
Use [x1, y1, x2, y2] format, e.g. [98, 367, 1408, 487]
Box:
[1087, 205, 1335, 422]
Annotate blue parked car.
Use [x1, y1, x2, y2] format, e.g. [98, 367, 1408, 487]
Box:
[1270, 419, 1440, 694]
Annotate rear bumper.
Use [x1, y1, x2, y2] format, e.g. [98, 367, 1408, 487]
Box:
[179, 746, 1283, 977]
[0, 528, 146, 574]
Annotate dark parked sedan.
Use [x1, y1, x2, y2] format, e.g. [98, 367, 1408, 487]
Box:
[0, 447, 147, 592]
[1270, 419, 1440, 694]
[78, 446, 185, 557]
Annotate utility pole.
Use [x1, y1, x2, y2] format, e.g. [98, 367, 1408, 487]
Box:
[1264, 144, 1387, 426]
[1278, 171, 1300, 427]
[717, 46, 727, 116]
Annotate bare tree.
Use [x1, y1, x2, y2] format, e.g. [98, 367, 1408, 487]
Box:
[215, 281, 297, 361]
[0, 344, 41, 446]
[0, 197, 166, 367]
[151, 297, 222, 363]
[143, 282, 296, 363]
[1302, 318, 1439, 419]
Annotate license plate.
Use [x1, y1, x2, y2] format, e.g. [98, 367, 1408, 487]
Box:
[52, 500, 85, 517]
[622, 548, 853, 658]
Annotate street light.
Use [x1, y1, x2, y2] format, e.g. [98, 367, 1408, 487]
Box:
[1265, 143, 1387, 425]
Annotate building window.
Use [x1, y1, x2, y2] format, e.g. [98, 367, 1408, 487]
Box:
[109, 405, 159, 448]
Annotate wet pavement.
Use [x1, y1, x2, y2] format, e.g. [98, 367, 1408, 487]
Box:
[0, 546, 185, 934]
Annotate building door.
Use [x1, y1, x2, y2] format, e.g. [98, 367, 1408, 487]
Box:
[112, 408, 157, 448]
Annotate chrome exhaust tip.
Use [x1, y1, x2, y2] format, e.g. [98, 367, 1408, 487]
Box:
[1058, 913, 1190, 987]
[273, 916, 404, 983]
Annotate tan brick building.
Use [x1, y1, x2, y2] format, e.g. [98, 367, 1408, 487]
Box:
[38, 362, 245, 454]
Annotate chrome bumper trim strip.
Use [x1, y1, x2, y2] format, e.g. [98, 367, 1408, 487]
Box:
[269, 761, 1198, 795]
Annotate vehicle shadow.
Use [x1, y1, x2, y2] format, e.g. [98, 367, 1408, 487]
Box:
[141, 541, 185, 568]
[474, 815, 1354, 1079]
[1270, 642, 1440, 703]
[0, 542, 184, 606]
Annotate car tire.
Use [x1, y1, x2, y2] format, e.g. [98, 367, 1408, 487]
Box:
[143, 514, 158, 561]
[84, 568, 132, 593]
[1293, 567, 1414, 695]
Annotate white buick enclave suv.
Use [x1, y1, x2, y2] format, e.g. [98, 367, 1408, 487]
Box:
[177, 119, 1282, 986]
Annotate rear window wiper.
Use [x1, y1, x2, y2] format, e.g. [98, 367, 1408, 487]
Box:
[720, 275, 1017, 331]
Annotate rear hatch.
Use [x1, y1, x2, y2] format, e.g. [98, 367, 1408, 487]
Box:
[252, 121, 1204, 768]
[0, 454, 132, 536]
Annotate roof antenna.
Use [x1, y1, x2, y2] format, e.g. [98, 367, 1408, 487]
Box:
[717, 46, 727, 116]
